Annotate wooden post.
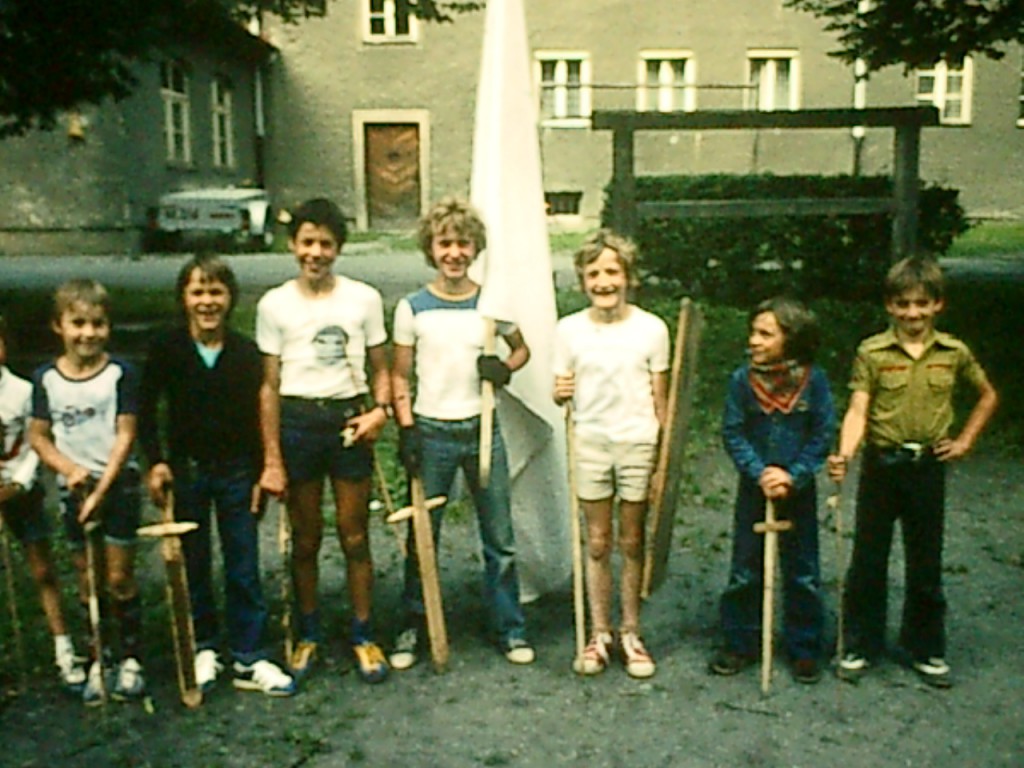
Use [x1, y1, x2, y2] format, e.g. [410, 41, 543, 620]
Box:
[753, 499, 792, 695]
[892, 123, 921, 260]
[610, 125, 637, 237]
[564, 405, 587, 674]
[479, 318, 497, 488]
[83, 520, 108, 705]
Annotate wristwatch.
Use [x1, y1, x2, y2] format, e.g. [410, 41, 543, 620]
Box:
[375, 402, 394, 419]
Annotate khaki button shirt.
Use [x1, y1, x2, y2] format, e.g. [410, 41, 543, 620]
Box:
[849, 328, 990, 448]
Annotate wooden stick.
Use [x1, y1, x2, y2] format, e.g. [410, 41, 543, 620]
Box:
[373, 447, 406, 558]
[0, 516, 27, 690]
[753, 499, 792, 695]
[277, 499, 293, 663]
[479, 317, 496, 488]
[83, 519, 108, 705]
[153, 489, 202, 709]
[396, 478, 448, 672]
[827, 483, 846, 666]
[565, 404, 587, 674]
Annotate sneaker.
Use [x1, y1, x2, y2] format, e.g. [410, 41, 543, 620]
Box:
[289, 640, 318, 679]
[352, 639, 389, 684]
[82, 661, 107, 707]
[836, 651, 870, 682]
[792, 657, 821, 684]
[194, 649, 223, 693]
[912, 657, 952, 689]
[233, 660, 297, 697]
[709, 650, 756, 676]
[501, 636, 536, 665]
[112, 657, 146, 701]
[620, 631, 656, 679]
[574, 631, 613, 675]
[56, 649, 86, 694]
[389, 628, 420, 671]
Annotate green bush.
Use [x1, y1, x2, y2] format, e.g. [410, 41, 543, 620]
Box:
[603, 174, 969, 305]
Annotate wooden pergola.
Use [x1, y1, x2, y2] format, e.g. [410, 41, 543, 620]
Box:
[593, 106, 940, 259]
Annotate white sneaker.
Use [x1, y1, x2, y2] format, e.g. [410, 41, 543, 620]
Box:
[195, 649, 223, 692]
[82, 661, 107, 707]
[112, 657, 146, 701]
[232, 660, 297, 697]
[56, 648, 86, 693]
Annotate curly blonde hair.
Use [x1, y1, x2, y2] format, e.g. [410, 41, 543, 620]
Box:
[573, 229, 640, 289]
[416, 196, 487, 266]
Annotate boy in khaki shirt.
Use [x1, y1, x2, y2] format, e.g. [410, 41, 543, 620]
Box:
[828, 257, 998, 688]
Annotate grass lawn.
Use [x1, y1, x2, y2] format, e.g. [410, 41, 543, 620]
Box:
[948, 219, 1024, 259]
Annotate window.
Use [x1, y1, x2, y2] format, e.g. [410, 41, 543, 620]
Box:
[637, 52, 696, 112]
[364, 0, 417, 43]
[161, 60, 191, 164]
[211, 76, 235, 168]
[535, 53, 591, 126]
[746, 50, 799, 111]
[545, 191, 582, 216]
[915, 58, 973, 125]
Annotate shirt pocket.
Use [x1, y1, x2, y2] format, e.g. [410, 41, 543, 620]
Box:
[926, 365, 955, 394]
[878, 367, 910, 392]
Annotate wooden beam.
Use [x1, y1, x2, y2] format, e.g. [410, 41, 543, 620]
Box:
[892, 123, 922, 259]
[592, 107, 940, 132]
[639, 197, 894, 220]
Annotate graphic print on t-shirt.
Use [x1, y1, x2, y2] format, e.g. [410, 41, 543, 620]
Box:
[312, 325, 349, 366]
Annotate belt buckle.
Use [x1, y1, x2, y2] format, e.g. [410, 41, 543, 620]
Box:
[900, 441, 926, 461]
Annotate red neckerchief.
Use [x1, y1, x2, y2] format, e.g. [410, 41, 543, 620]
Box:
[748, 360, 810, 415]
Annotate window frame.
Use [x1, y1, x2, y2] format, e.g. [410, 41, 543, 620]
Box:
[160, 60, 192, 166]
[915, 57, 973, 126]
[363, 0, 418, 44]
[211, 75, 236, 169]
[637, 50, 697, 113]
[534, 51, 592, 128]
[745, 49, 800, 111]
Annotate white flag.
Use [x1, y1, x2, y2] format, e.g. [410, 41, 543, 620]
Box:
[470, 0, 571, 599]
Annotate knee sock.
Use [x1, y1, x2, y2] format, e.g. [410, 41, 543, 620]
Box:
[111, 595, 143, 662]
[298, 610, 321, 643]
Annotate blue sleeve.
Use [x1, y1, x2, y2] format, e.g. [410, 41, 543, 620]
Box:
[30, 367, 51, 421]
[721, 367, 765, 482]
[116, 360, 140, 416]
[786, 366, 836, 489]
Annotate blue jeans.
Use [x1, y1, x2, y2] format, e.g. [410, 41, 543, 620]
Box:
[719, 478, 824, 660]
[402, 416, 526, 643]
[173, 457, 268, 664]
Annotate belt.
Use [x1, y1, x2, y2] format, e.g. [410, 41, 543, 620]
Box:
[281, 395, 363, 410]
[870, 441, 934, 465]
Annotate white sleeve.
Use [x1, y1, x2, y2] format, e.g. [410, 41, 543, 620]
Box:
[393, 298, 415, 347]
[650, 317, 671, 373]
[254, 292, 281, 356]
[364, 289, 388, 348]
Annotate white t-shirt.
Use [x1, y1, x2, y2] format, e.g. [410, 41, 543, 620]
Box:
[554, 306, 670, 444]
[256, 277, 387, 399]
[31, 358, 139, 479]
[0, 366, 40, 490]
[393, 286, 514, 421]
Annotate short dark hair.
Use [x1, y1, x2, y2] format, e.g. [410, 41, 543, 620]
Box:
[751, 296, 820, 363]
[175, 252, 239, 320]
[884, 256, 944, 301]
[287, 197, 348, 246]
[53, 278, 110, 323]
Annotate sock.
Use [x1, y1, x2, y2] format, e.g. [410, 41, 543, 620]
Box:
[111, 594, 143, 662]
[351, 616, 374, 645]
[298, 610, 321, 643]
[54, 633, 74, 659]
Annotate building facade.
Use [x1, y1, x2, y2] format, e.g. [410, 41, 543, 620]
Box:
[263, 0, 1024, 231]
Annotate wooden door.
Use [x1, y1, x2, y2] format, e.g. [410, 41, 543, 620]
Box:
[365, 124, 421, 228]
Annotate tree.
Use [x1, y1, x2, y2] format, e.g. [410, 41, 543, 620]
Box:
[0, 0, 481, 139]
[786, 0, 1024, 74]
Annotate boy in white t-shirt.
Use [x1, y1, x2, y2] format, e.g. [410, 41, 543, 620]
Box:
[0, 314, 86, 694]
[553, 230, 669, 678]
[388, 197, 535, 670]
[256, 198, 392, 684]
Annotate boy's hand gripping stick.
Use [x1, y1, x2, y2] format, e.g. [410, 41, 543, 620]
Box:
[387, 477, 448, 672]
[136, 487, 201, 708]
[754, 499, 791, 695]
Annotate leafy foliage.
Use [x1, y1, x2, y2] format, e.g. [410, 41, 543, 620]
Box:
[786, 0, 1024, 73]
[603, 174, 968, 305]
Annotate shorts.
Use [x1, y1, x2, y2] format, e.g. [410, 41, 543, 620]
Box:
[0, 485, 49, 545]
[61, 467, 142, 549]
[574, 435, 656, 503]
[280, 396, 373, 485]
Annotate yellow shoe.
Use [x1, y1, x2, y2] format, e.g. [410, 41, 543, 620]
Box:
[353, 640, 389, 683]
[289, 640, 318, 678]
